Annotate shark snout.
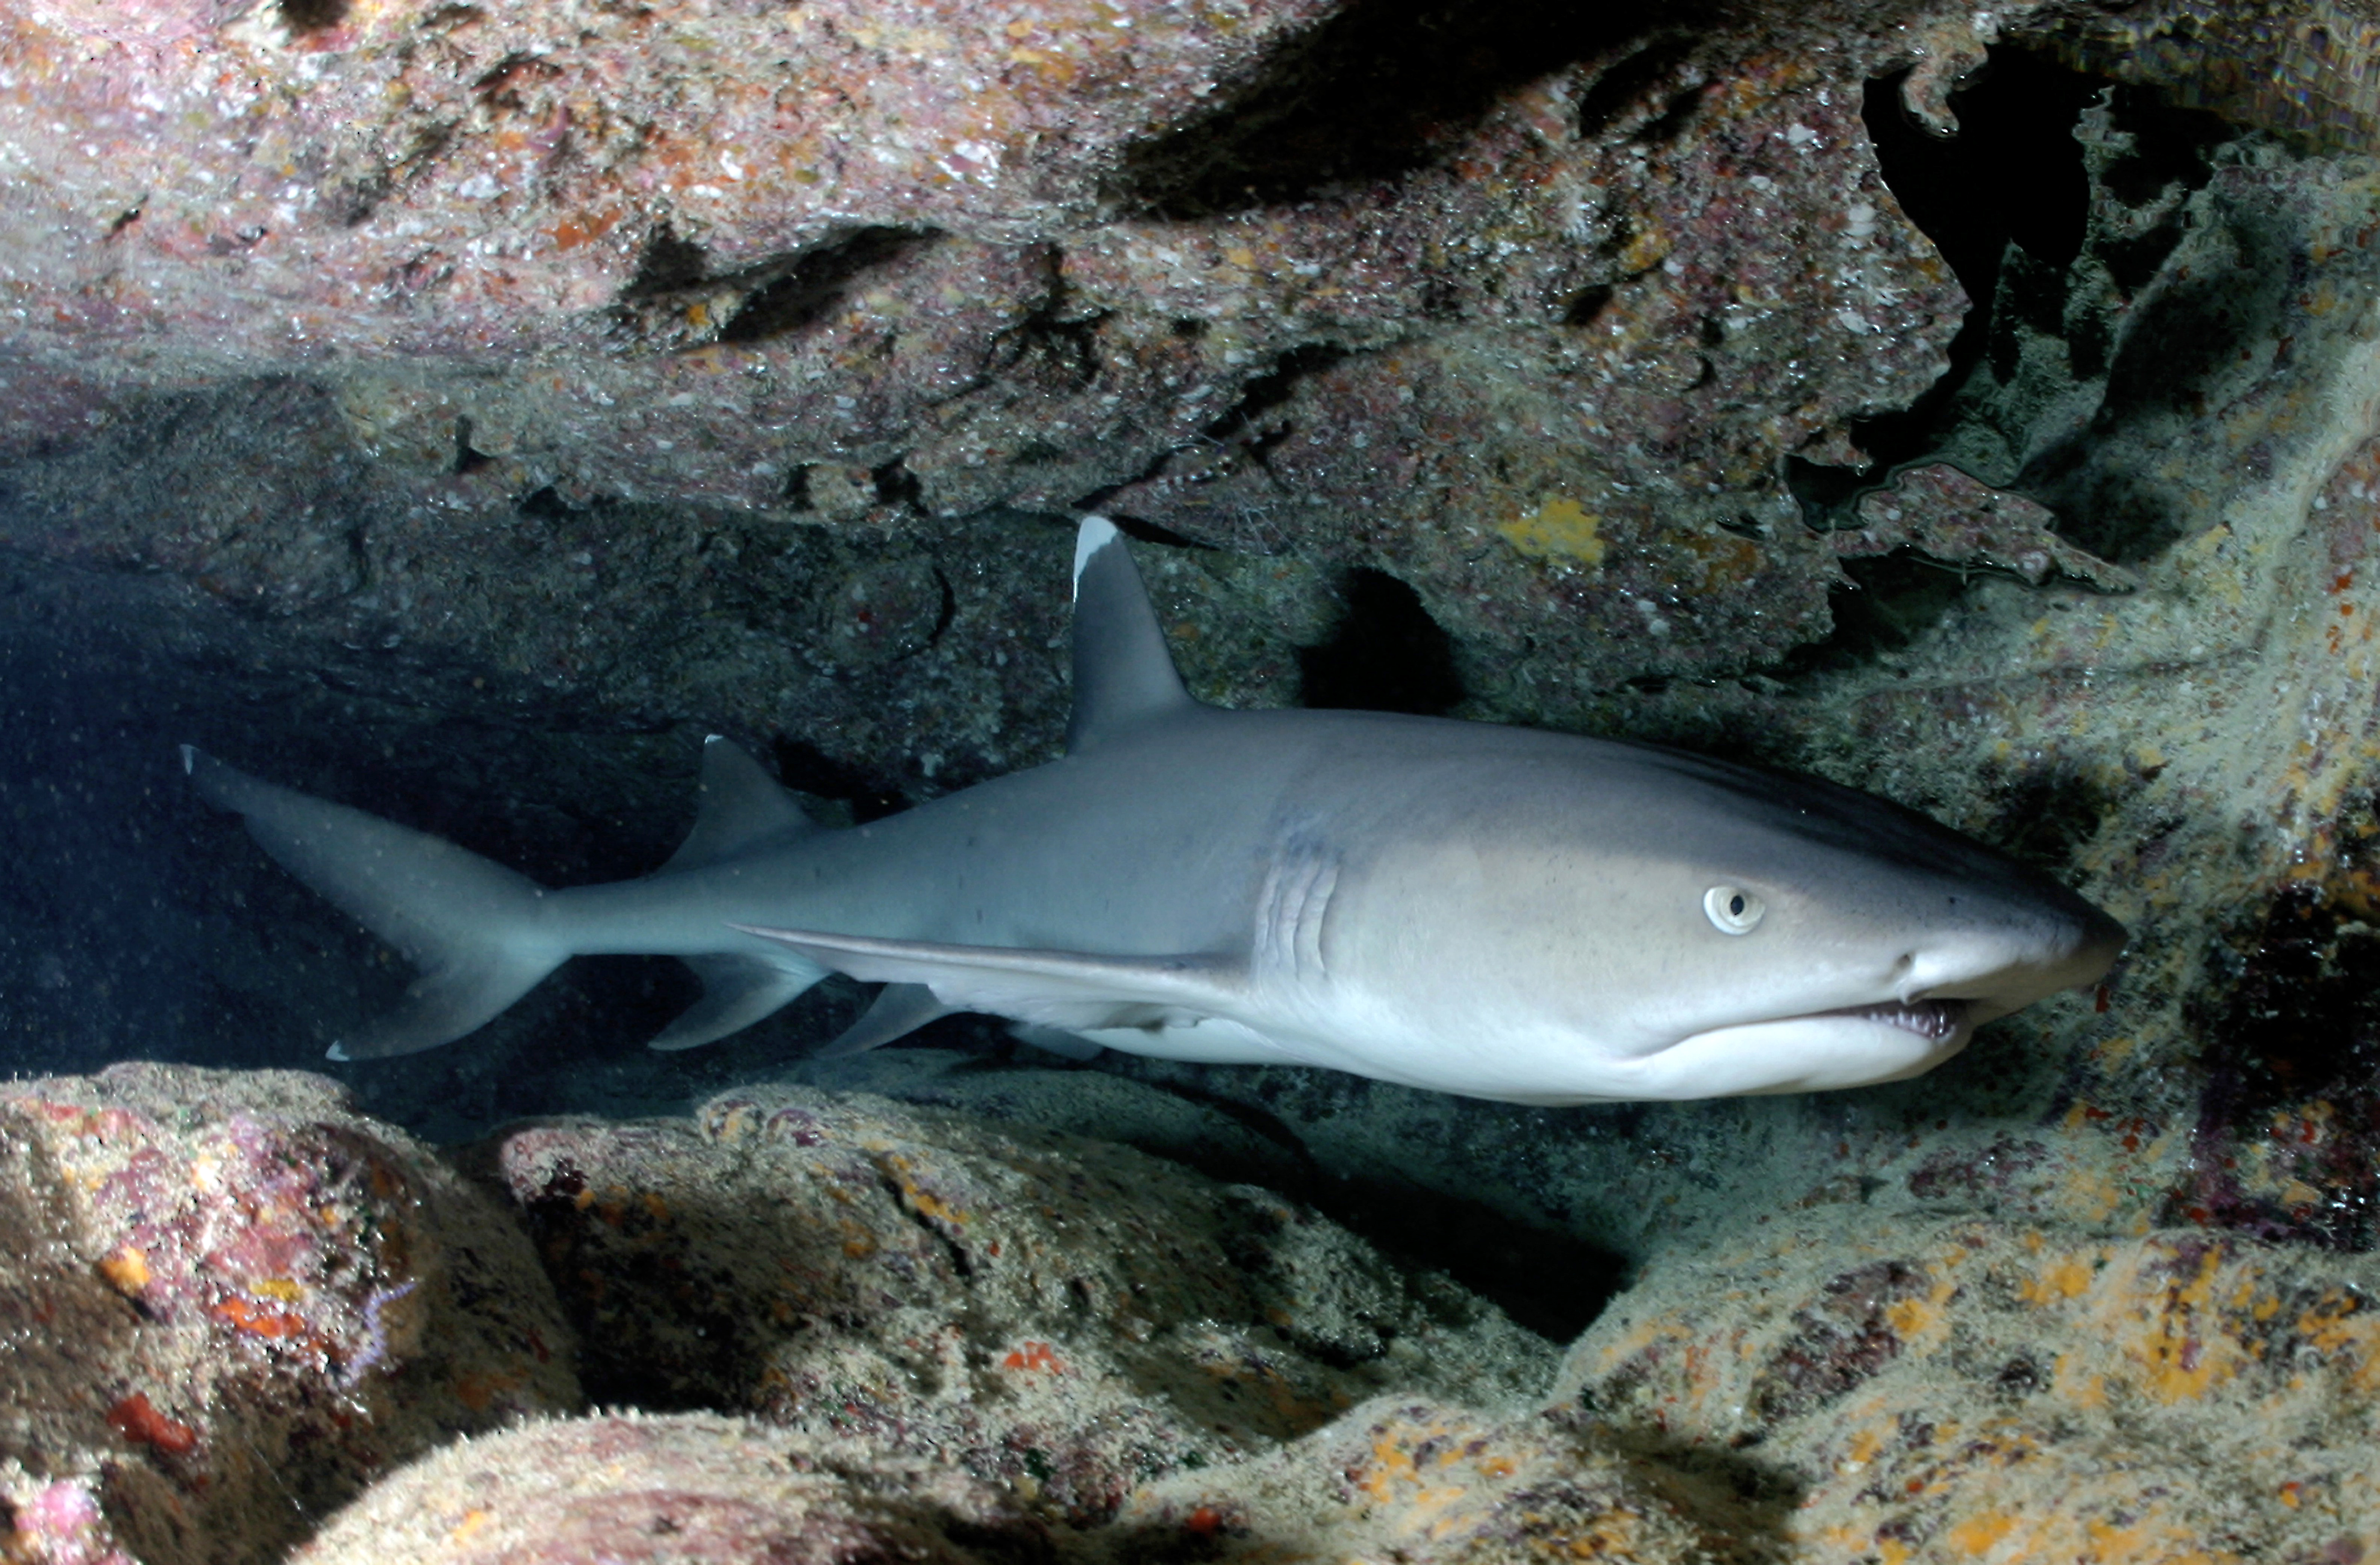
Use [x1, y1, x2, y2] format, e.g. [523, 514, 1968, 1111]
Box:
[1895, 910, 2126, 1011]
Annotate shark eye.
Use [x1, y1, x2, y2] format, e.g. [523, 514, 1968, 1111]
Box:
[1704, 885, 1766, 935]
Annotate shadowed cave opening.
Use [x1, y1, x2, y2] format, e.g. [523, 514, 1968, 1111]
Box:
[1120, 0, 1712, 215]
[1786, 47, 2239, 670]
[1297, 569, 1465, 715]
[1785, 47, 2103, 529]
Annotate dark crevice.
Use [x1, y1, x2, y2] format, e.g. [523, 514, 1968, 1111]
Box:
[1562, 284, 1615, 328]
[1202, 344, 1348, 443]
[1117, 0, 1709, 217]
[452, 419, 494, 476]
[1101, 514, 1211, 551]
[620, 225, 712, 300]
[988, 253, 1110, 396]
[767, 738, 910, 824]
[2185, 877, 2380, 1251]
[609, 226, 932, 349]
[1776, 550, 1983, 679]
[1804, 48, 2103, 523]
[1868, 50, 2098, 301]
[1574, 34, 1701, 139]
[718, 227, 928, 344]
[870, 457, 922, 510]
[473, 52, 559, 112]
[926, 568, 957, 646]
[515, 484, 585, 521]
[877, 1167, 974, 1278]
[1070, 346, 1356, 523]
[277, 0, 346, 31]
[1298, 569, 1463, 715]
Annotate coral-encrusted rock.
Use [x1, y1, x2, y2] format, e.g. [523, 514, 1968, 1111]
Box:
[480, 1086, 1553, 1525]
[1837, 464, 2135, 591]
[0, 1064, 581, 1565]
[1104, 1397, 1782, 1565]
[1557, 1211, 2380, 1559]
[288, 1412, 1052, 1565]
[0, 0, 1976, 703]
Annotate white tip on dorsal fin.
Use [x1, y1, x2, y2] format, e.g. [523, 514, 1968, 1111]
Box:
[1074, 515, 1120, 595]
[661, 736, 824, 874]
[1067, 515, 1195, 753]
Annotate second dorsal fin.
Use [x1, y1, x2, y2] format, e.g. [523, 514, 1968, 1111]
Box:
[1067, 516, 1195, 753]
[661, 736, 823, 874]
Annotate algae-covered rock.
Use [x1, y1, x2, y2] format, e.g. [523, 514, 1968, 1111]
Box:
[480, 1085, 1555, 1526]
[1557, 1210, 2380, 1559]
[287, 1412, 1053, 1565]
[0, 1064, 580, 1565]
[1102, 1397, 1786, 1565]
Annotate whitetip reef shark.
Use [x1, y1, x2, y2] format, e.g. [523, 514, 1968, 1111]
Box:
[185, 516, 2123, 1104]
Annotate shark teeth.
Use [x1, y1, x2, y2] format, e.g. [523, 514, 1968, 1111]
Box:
[1810, 1000, 1970, 1042]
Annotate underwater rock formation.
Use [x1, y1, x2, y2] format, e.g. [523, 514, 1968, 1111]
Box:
[0, 1064, 580, 1565]
[1559, 1209, 2380, 1559]
[9, 0, 2380, 1558]
[287, 1412, 1055, 1565]
[480, 1084, 1554, 1527]
[1105, 1396, 1788, 1564]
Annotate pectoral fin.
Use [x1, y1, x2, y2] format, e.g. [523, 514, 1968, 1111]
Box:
[729, 925, 1245, 1033]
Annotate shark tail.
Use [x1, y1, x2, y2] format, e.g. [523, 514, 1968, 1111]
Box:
[183, 747, 568, 1060]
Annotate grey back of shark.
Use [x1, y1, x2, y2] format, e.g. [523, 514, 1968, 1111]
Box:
[185, 517, 2124, 1104]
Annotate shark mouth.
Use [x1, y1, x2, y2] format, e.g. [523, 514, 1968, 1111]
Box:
[1806, 999, 1971, 1042]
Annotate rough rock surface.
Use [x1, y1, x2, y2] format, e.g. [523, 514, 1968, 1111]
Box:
[0, 1065, 580, 1565]
[0, 0, 2009, 720]
[288, 1412, 1054, 1565]
[9, 0, 2380, 1561]
[1103, 1397, 1786, 1565]
[1559, 1210, 2380, 1559]
[479, 1084, 1555, 1527]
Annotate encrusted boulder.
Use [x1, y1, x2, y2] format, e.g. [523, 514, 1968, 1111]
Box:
[287, 1412, 1054, 1565]
[0, 1064, 580, 1565]
[1103, 1397, 1785, 1565]
[1558, 1209, 2380, 1559]
[479, 1085, 1556, 1525]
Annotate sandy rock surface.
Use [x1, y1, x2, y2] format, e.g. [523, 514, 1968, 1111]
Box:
[288, 1411, 1054, 1565]
[479, 1084, 1555, 1526]
[1560, 1209, 2380, 1559]
[0, 1064, 580, 1565]
[1104, 1396, 1787, 1565]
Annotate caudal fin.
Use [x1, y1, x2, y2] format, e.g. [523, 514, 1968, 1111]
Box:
[183, 747, 567, 1059]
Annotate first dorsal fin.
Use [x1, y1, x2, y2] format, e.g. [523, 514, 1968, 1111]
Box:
[661, 736, 822, 874]
[1067, 516, 1195, 753]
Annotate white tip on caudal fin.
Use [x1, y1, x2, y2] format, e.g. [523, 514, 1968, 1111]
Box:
[183, 748, 566, 1059]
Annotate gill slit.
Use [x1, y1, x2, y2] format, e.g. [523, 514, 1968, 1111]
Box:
[1256, 839, 1338, 986]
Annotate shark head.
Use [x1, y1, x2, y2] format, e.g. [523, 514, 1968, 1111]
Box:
[1295, 737, 2127, 1104]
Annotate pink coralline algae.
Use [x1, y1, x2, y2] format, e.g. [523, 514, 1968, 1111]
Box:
[3, 1481, 137, 1565]
[0, 1064, 580, 1565]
